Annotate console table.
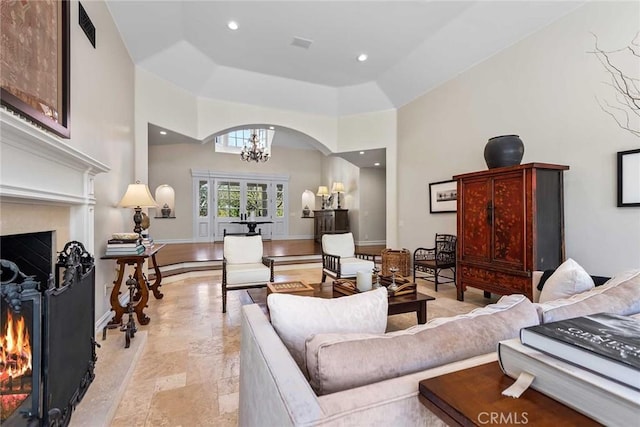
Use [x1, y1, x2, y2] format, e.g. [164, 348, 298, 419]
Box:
[313, 209, 349, 243]
[101, 244, 165, 326]
[418, 362, 598, 426]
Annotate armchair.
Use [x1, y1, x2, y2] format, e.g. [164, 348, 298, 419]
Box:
[413, 234, 457, 291]
[321, 232, 375, 282]
[222, 235, 274, 313]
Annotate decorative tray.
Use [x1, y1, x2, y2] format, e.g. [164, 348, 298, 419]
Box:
[333, 277, 417, 297]
[267, 280, 315, 296]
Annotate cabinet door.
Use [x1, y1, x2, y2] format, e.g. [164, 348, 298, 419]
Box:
[492, 172, 526, 269]
[459, 177, 491, 263]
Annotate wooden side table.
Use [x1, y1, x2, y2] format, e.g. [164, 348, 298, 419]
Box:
[418, 362, 598, 426]
[101, 244, 165, 326]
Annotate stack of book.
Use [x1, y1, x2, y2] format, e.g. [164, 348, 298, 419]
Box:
[141, 233, 154, 249]
[106, 234, 145, 255]
[498, 313, 640, 426]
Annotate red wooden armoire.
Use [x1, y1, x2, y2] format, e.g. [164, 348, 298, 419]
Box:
[454, 163, 569, 301]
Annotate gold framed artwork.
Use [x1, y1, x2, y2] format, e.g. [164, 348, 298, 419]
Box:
[0, 0, 70, 138]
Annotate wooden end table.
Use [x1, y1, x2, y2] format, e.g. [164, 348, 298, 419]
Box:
[418, 362, 599, 426]
[101, 243, 165, 326]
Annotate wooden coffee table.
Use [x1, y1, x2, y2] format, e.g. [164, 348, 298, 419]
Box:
[418, 362, 599, 426]
[247, 282, 434, 324]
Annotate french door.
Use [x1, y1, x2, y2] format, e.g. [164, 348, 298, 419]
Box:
[192, 170, 288, 242]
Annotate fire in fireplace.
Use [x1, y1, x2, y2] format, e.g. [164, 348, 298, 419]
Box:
[1, 310, 33, 421]
[1, 235, 96, 427]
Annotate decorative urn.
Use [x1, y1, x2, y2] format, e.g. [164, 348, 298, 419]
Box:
[484, 135, 524, 169]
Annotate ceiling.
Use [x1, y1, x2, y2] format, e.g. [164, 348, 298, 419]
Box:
[115, 1, 584, 168]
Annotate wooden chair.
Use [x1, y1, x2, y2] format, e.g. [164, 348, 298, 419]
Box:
[413, 234, 457, 291]
[222, 235, 274, 313]
[321, 232, 375, 282]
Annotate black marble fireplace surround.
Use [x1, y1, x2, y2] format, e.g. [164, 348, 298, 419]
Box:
[1, 234, 97, 427]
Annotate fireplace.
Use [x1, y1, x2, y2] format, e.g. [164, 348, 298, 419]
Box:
[1, 235, 96, 427]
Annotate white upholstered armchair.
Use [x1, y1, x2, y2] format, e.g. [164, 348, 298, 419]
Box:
[222, 235, 274, 313]
[321, 232, 375, 282]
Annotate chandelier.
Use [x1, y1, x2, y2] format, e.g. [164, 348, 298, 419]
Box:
[240, 133, 270, 163]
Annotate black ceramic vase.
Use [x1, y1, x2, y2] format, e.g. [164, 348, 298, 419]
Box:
[483, 135, 524, 169]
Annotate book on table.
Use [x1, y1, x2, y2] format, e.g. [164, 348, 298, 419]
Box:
[519, 313, 640, 390]
[498, 338, 640, 427]
[107, 239, 142, 248]
[105, 245, 145, 255]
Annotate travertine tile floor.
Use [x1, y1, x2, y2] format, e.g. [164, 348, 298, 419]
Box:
[106, 266, 494, 426]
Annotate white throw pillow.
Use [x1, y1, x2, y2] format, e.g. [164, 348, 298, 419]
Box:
[267, 287, 388, 376]
[538, 258, 595, 303]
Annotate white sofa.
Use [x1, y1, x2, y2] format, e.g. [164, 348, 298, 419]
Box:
[239, 270, 640, 426]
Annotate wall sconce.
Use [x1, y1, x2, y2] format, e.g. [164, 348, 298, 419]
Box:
[316, 186, 330, 209]
[118, 181, 158, 235]
[155, 184, 175, 218]
[332, 182, 345, 209]
[301, 190, 315, 217]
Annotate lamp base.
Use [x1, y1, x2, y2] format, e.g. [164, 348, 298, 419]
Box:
[132, 207, 143, 235]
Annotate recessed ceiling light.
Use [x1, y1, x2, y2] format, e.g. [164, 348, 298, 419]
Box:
[160, 131, 167, 135]
[227, 21, 238, 30]
[357, 53, 368, 62]
[269, 126, 275, 130]
[374, 162, 380, 166]
[359, 151, 365, 155]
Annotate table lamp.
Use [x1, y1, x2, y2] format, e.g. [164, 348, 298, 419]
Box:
[332, 182, 345, 209]
[118, 181, 159, 235]
[316, 186, 330, 209]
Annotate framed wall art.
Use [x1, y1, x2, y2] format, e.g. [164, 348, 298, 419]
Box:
[617, 149, 640, 207]
[0, 0, 70, 138]
[429, 180, 457, 213]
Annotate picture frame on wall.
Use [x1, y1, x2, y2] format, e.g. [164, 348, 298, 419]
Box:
[617, 149, 640, 207]
[0, 0, 70, 138]
[429, 180, 457, 213]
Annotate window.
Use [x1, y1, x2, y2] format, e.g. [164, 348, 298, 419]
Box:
[199, 180, 208, 217]
[215, 128, 273, 154]
[246, 182, 268, 217]
[275, 183, 284, 217]
[216, 181, 241, 218]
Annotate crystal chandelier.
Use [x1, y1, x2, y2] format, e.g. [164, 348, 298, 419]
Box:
[240, 133, 270, 163]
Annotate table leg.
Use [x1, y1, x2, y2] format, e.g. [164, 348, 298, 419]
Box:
[247, 223, 258, 233]
[132, 261, 151, 325]
[108, 263, 127, 326]
[417, 300, 427, 324]
[148, 252, 164, 299]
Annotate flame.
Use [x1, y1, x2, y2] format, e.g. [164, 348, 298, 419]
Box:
[1, 311, 32, 382]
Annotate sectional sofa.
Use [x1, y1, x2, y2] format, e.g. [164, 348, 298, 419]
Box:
[239, 270, 640, 426]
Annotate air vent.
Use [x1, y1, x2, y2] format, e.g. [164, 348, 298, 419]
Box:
[79, 3, 96, 48]
[291, 36, 313, 49]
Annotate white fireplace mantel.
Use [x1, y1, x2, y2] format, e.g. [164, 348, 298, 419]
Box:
[1, 108, 111, 250]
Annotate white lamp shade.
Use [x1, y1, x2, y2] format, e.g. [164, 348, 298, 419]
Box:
[316, 186, 329, 197]
[118, 183, 158, 208]
[302, 190, 315, 210]
[332, 182, 345, 193]
[155, 184, 175, 211]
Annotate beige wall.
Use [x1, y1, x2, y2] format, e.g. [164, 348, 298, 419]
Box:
[359, 168, 387, 244]
[148, 144, 323, 240]
[67, 1, 135, 320]
[397, 1, 640, 274]
[136, 73, 398, 245]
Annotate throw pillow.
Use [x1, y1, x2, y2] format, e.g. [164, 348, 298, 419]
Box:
[535, 269, 640, 323]
[267, 287, 388, 376]
[538, 258, 595, 303]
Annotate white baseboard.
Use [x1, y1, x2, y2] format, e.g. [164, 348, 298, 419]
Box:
[355, 240, 386, 246]
[95, 292, 130, 333]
